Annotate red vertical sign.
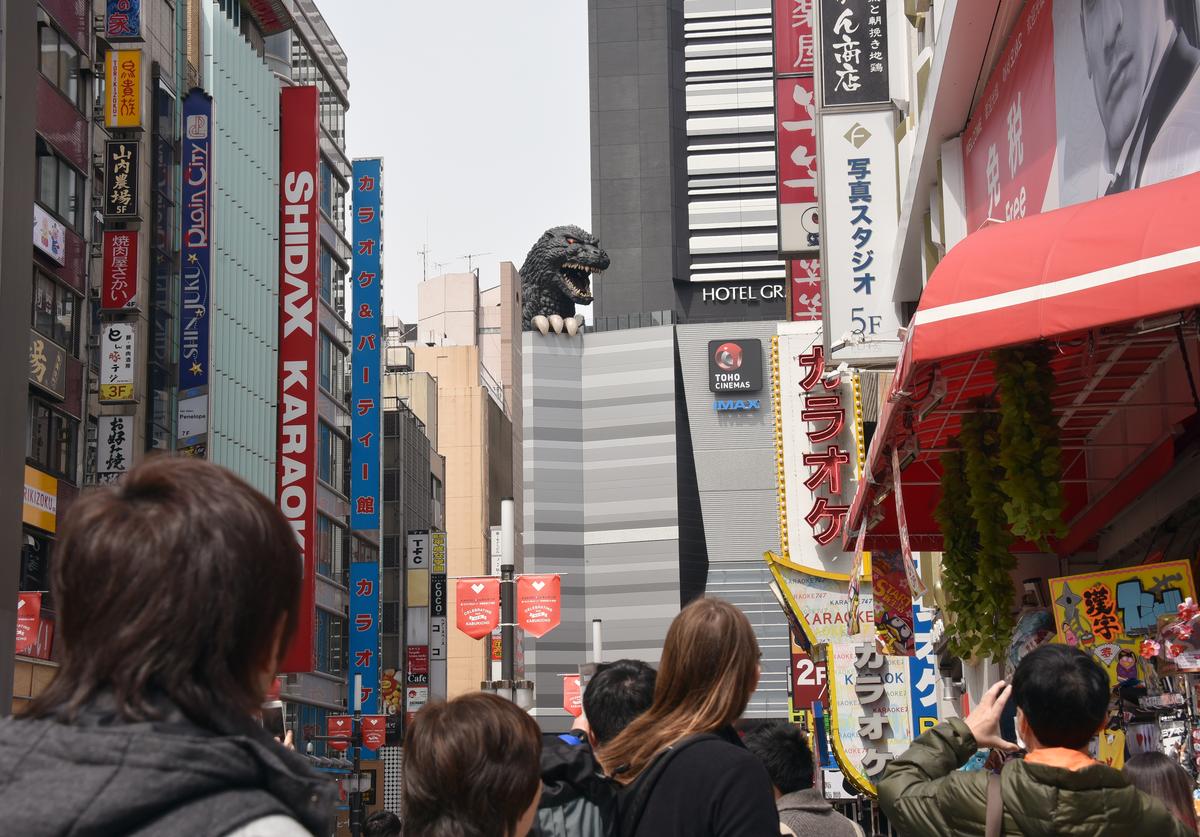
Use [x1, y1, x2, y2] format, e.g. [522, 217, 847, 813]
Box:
[101, 230, 138, 310]
[773, 0, 815, 75]
[327, 715, 351, 753]
[362, 715, 386, 750]
[790, 259, 821, 321]
[277, 86, 320, 673]
[15, 592, 41, 655]
[517, 574, 562, 638]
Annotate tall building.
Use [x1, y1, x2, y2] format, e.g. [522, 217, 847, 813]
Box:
[589, 0, 788, 324]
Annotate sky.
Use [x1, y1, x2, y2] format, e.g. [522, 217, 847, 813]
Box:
[319, 1, 593, 323]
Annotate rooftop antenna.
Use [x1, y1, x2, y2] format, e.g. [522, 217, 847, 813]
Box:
[418, 244, 430, 281]
[460, 251, 493, 278]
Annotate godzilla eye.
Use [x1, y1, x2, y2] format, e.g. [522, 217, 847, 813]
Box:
[565, 238, 577, 245]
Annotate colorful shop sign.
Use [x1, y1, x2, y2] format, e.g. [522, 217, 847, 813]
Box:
[826, 641, 911, 795]
[350, 157, 383, 531]
[105, 49, 142, 129]
[99, 322, 136, 403]
[349, 561, 380, 715]
[105, 0, 142, 39]
[1049, 561, 1196, 686]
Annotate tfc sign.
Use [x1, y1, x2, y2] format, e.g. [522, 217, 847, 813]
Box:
[276, 86, 320, 674]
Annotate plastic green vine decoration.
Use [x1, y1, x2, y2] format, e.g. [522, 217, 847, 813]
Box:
[933, 445, 984, 659]
[993, 345, 1067, 550]
[945, 402, 1017, 661]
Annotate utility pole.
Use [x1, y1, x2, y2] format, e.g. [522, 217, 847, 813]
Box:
[349, 673, 363, 837]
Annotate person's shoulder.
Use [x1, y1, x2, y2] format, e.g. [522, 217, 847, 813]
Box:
[222, 814, 313, 837]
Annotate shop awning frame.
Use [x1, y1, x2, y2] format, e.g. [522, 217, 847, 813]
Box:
[846, 172, 1200, 554]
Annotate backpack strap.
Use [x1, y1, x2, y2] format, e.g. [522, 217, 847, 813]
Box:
[985, 769, 1004, 837]
[618, 733, 724, 836]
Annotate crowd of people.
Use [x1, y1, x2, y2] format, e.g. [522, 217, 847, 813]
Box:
[0, 458, 1197, 836]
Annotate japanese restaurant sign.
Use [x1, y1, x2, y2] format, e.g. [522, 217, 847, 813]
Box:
[774, 0, 815, 75]
[97, 415, 133, 483]
[105, 49, 142, 129]
[1049, 561, 1196, 686]
[818, 0, 890, 107]
[774, 0, 820, 254]
[105, 0, 141, 39]
[102, 230, 138, 310]
[28, 331, 65, 400]
[100, 323, 136, 403]
[350, 157, 383, 531]
[791, 259, 822, 321]
[104, 140, 139, 217]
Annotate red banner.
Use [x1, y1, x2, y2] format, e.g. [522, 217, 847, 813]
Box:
[15, 592, 40, 655]
[327, 714, 351, 753]
[872, 549, 915, 656]
[517, 574, 561, 638]
[277, 86, 320, 673]
[101, 230, 138, 310]
[790, 258, 821, 321]
[962, 0, 1056, 233]
[362, 715, 386, 750]
[563, 673, 583, 717]
[456, 577, 500, 639]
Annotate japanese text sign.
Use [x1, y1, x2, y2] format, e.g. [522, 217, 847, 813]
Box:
[791, 259, 822, 321]
[517, 574, 562, 638]
[827, 641, 910, 794]
[819, 109, 902, 363]
[103, 140, 139, 217]
[276, 86, 320, 674]
[456, 577, 500, 640]
[102, 230, 139, 310]
[818, 0, 890, 107]
[22, 467, 57, 533]
[774, 0, 815, 76]
[28, 331, 65, 400]
[105, 0, 141, 39]
[100, 322, 136, 403]
[97, 415, 133, 483]
[350, 157, 383, 530]
[105, 49, 142, 129]
[349, 561, 381, 715]
[1049, 561, 1196, 686]
[776, 76, 821, 254]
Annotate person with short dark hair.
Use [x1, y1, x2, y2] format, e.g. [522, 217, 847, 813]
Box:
[878, 644, 1191, 836]
[743, 722, 862, 837]
[535, 659, 657, 837]
[0, 457, 336, 836]
[404, 692, 542, 837]
[363, 809, 403, 837]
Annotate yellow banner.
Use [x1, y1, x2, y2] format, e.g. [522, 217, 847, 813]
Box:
[407, 569, 430, 607]
[23, 466, 57, 533]
[1048, 561, 1196, 685]
[106, 49, 142, 128]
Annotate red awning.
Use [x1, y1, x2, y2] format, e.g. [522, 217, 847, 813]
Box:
[847, 171, 1200, 553]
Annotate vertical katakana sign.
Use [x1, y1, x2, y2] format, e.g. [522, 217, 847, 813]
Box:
[350, 158, 383, 531]
[350, 561, 381, 716]
[818, 0, 890, 108]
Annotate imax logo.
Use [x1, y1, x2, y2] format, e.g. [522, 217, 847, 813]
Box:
[714, 399, 760, 411]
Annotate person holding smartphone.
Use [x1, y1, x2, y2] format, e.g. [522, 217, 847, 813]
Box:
[877, 644, 1192, 836]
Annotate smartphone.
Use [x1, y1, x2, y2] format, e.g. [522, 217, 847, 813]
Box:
[262, 700, 285, 739]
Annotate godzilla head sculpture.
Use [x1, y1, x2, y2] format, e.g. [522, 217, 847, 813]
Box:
[520, 225, 610, 335]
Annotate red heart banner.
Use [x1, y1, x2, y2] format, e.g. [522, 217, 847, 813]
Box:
[326, 714, 351, 752]
[456, 577, 500, 639]
[563, 674, 583, 717]
[517, 574, 561, 638]
[362, 715, 386, 750]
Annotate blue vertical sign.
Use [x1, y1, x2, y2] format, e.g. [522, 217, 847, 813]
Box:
[349, 561, 381, 717]
[909, 602, 939, 737]
[179, 90, 212, 455]
[350, 158, 382, 530]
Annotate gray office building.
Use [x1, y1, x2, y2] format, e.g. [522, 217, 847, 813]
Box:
[589, 0, 787, 324]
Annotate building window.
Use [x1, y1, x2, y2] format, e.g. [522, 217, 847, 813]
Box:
[383, 534, 401, 568]
[432, 475, 443, 504]
[315, 608, 345, 675]
[319, 330, 346, 404]
[32, 270, 78, 353]
[38, 24, 83, 110]
[36, 140, 84, 233]
[383, 468, 400, 502]
[318, 421, 346, 494]
[28, 399, 78, 482]
[320, 158, 333, 217]
[316, 514, 345, 581]
[382, 602, 400, 635]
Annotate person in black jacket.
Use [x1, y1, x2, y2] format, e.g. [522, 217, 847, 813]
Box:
[0, 457, 336, 837]
[535, 659, 657, 836]
[599, 598, 780, 837]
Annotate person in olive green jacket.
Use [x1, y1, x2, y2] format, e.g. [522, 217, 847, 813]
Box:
[878, 644, 1193, 836]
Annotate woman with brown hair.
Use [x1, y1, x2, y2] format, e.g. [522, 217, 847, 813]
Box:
[1124, 752, 1199, 833]
[404, 691, 543, 836]
[0, 457, 335, 836]
[599, 598, 779, 836]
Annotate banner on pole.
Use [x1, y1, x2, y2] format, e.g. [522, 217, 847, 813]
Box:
[456, 578, 500, 639]
[517, 574, 562, 638]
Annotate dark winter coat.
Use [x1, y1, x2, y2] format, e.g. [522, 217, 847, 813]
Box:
[877, 718, 1192, 836]
[0, 696, 336, 837]
[533, 733, 617, 837]
[619, 726, 780, 837]
[776, 788, 863, 837]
